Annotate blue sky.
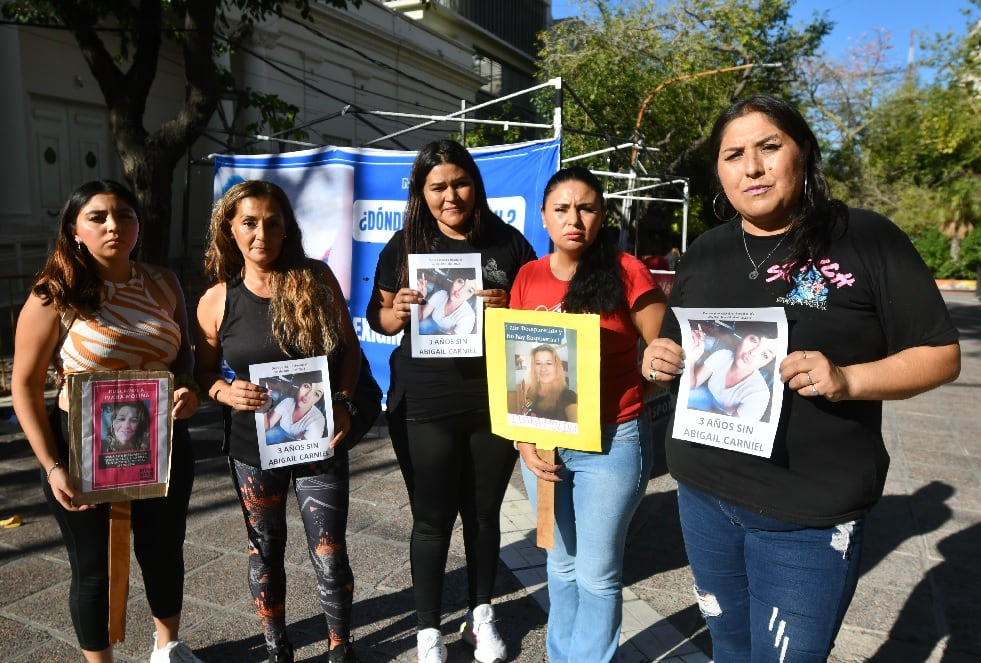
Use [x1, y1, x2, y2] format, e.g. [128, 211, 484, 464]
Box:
[550, 1, 977, 72]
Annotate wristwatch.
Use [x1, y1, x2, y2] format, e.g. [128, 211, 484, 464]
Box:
[332, 392, 358, 417]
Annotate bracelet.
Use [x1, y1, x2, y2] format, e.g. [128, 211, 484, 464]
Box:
[332, 392, 358, 417]
[46, 461, 63, 483]
[175, 373, 202, 398]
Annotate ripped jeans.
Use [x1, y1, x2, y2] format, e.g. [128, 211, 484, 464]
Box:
[677, 482, 864, 663]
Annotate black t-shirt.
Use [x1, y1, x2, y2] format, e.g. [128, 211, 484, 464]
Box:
[662, 209, 959, 526]
[373, 221, 536, 421]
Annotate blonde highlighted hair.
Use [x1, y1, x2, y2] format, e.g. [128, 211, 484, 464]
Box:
[204, 180, 344, 358]
[526, 345, 568, 406]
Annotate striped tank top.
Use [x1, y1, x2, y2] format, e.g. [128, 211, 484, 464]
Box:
[58, 263, 181, 375]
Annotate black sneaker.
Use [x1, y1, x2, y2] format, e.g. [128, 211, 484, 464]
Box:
[267, 642, 294, 663]
[328, 642, 361, 663]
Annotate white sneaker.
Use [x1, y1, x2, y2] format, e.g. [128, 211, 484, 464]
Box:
[150, 632, 204, 663]
[460, 604, 507, 663]
[416, 627, 447, 663]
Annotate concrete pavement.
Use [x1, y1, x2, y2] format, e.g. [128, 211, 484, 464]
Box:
[0, 290, 978, 662]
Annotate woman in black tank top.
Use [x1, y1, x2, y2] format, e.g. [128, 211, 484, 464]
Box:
[194, 180, 363, 663]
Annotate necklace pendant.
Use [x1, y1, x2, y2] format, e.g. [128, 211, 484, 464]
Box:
[748, 269, 759, 280]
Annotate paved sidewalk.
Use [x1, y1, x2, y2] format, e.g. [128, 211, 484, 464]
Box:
[0, 291, 978, 662]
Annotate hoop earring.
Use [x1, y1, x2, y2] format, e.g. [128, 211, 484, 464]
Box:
[712, 192, 739, 222]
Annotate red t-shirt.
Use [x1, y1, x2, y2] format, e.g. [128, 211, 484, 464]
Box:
[509, 253, 657, 424]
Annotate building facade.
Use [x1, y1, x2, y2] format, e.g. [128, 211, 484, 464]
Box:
[0, 0, 551, 327]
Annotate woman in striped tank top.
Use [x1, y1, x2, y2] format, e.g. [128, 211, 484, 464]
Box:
[12, 180, 203, 663]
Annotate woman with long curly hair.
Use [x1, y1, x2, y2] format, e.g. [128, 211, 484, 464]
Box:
[366, 139, 536, 663]
[194, 180, 362, 663]
[11, 179, 201, 663]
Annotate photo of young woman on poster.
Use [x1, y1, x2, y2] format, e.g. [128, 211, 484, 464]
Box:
[686, 320, 780, 422]
[261, 374, 328, 444]
[100, 401, 151, 452]
[507, 344, 578, 422]
[416, 268, 479, 335]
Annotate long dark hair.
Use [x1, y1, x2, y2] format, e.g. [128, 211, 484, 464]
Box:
[396, 140, 503, 287]
[32, 179, 142, 315]
[205, 180, 344, 358]
[542, 167, 625, 315]
[708, 95, 847, 264]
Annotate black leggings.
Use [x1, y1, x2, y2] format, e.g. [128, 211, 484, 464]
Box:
[229, 454, 353, 649]
[43, 411, 194, 651]
[404, 411, 517, 629]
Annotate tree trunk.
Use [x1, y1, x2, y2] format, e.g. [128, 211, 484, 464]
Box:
[950, 235, 961, 264]
[122, 145, 183, 267]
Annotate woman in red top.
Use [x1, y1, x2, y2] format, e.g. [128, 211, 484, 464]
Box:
[511, 166, 671, 663]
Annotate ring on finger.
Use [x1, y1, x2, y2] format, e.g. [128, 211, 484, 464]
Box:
[803, 350, 808, 359]
[648, 369, 657, 382]
[806, 372, 814, 385]
[811, 385, 818, 397]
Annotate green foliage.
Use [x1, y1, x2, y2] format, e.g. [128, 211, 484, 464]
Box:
[910, 227, 981, 279]
[810, 7, 980, 274]
[911, 229, 958, 279]
[242, 91, 305, 140]
[535, 0, 830, 237]
[958, 226, 981, 272]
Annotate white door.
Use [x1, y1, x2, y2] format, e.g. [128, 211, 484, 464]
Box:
[30, 97, 117, 231]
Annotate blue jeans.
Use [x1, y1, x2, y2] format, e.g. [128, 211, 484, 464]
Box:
[521, 416, 652, 663]
[677, 482, 864, 663]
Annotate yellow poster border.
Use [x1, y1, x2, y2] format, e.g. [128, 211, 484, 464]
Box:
[486, 308, 601, 451]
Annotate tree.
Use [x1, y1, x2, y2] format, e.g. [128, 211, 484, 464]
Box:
[797, 28, 903, 194]
[536, 0, 829, 233]
[2, 0, 359, 265]
[848, 17, 981, 265]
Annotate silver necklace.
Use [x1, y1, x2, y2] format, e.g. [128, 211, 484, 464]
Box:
[741, 225, 788, 279]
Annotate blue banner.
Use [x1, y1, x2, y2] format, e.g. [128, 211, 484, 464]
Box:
[214, 138, 561, 398]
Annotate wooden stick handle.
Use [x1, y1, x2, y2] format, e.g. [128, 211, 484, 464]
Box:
[536, 448, 556, 549]
[108, 500, 132, 644]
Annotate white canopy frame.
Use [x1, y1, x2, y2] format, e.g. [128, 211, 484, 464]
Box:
[196, 76, 690, 257]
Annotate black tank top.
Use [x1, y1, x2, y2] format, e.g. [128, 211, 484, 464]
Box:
[219, 277, 291, 467]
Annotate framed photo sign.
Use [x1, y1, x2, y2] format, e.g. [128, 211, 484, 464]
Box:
[485, 308, 601, 452]
[66, 370, 173, 504]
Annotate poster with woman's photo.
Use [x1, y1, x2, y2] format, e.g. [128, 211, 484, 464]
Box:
[249, 355, 334, 470]
[505, 331, 579, 431]
[672, 307, 788, 458]
[67, 370, 172, 504]
[407, 252, 483, 358]
[485, 308, 601, 452]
